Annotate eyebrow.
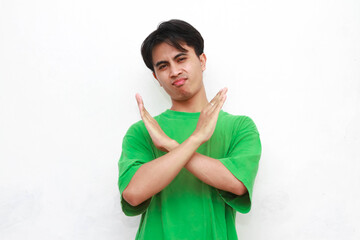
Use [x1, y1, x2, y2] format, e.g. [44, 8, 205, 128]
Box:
[155, 52, 188, 68]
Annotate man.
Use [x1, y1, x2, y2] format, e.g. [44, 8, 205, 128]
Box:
[118, 19, 261, 239]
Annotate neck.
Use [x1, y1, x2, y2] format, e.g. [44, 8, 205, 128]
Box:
[170, 86, 208, 112]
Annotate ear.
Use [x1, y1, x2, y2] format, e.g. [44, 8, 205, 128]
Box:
[199, 53, 207, 71]
[153, 72, 162, 87]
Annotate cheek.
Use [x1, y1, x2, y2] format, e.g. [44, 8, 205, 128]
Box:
[188, 64, 202, 78]
[156, 72, 168, 83]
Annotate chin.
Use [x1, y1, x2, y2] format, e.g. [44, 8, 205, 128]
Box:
[172, 91, 193, 101]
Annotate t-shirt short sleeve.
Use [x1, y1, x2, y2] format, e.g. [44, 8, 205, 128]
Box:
[118, 122, 154, 216]
[217, 116, 262, 214]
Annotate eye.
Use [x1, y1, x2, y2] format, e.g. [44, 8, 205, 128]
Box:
[159, 64, 167, 70]
[178, 57, 186, 62]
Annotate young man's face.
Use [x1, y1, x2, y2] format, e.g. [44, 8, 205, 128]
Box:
[152, 42, 206, 101]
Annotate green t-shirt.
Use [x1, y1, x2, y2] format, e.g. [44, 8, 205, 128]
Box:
[118, 109, 261, 240]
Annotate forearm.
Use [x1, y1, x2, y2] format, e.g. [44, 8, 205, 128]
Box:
[185, 153, 247, 196]
[123, 135, 201, 206]
[166, 142, 247, 196]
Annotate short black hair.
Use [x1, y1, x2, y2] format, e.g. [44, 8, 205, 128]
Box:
[141, 19, 204, 72]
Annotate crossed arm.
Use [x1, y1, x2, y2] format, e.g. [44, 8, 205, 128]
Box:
[122, 88, 247, 207]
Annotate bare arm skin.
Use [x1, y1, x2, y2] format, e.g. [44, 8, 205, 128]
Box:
[164, 144, 248, 196]
[137, 87, 246, 197]
[187, 153, 247, 196]
[122, 135, 202, 207]
[122, 88, 227, 206]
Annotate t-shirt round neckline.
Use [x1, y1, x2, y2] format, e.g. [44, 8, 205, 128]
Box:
[162, 109, 201, 119]
[161, 109, 225, 119]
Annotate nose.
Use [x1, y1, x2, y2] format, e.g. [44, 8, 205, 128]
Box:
[169, 64, 182, 78]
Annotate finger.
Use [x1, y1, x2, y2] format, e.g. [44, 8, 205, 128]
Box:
[209, 88, 227, 114]
[222, 87, 228, 95]
[143, 109, 154, 122]
[136, 94, 157, 126]
[211, 87, 228, 105]
[218, 93, 227, 110]
[209, 88, 226, 110]
[135, 93, 143, 108]
[135, 93, 147, 117]
[214, 91, 227, 113]
[209, 88, 224, 105]
[205, 88, 224, 112]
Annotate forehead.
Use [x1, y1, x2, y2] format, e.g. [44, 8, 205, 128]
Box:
[152, 42, 194, 62]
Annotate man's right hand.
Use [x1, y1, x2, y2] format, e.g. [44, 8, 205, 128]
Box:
[135, 93, 178, 152]
[192, 88, 228, 144]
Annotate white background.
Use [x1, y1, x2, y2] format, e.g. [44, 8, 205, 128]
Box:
[1, 0, 359, 239]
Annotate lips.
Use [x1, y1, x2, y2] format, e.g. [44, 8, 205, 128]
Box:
[172, 78, 187, 87]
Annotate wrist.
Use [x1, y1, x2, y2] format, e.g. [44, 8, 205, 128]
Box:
[166, 139, 179, 151]
[188, 134, 203, 147]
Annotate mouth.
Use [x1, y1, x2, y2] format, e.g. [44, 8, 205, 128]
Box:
[172, 78, 187, 87]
